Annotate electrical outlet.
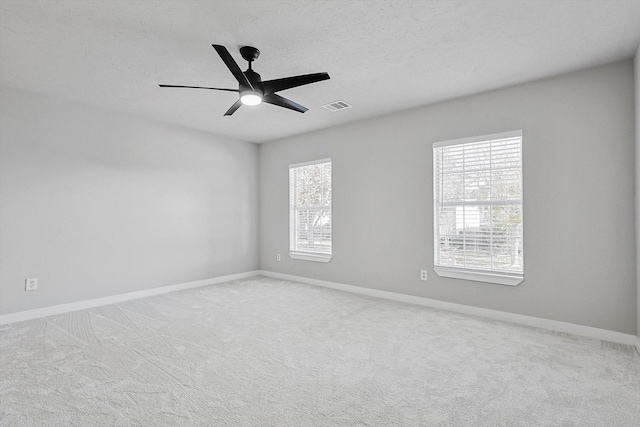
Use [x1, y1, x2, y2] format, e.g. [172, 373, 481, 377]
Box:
[276, 253, 281, 262]
[420, 270, 428, 281]
[25, 278, 38, 291]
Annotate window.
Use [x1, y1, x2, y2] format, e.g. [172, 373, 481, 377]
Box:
[289, 159, 332, 262]
[433, 131, 523, 285]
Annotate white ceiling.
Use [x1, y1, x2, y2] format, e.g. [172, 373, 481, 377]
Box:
[1, 0, 640, 143]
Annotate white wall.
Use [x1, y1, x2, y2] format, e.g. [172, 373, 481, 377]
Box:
[0, 86, 259, 315]
[260, 60, 636, 334]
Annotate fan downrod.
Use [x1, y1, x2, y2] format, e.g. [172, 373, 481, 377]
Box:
[240, 46, 260, 63]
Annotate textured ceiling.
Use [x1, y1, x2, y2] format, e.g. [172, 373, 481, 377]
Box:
[1, 0, 640, 143]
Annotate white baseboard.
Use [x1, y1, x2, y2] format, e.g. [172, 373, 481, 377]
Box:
[259, 270, 638, 347]
[0, 270, 262, 325]
[4, 269, 637, 350]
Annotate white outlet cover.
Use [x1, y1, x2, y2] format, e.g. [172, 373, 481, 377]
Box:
[25, 278, 38, 291]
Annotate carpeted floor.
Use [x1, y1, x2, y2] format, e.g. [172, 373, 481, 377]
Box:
[1, 276, 639, 426]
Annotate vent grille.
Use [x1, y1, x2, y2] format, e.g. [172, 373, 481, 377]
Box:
[322, 100, 352, 112]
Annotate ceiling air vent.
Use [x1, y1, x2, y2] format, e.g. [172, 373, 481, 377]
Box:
[322, 100, 352, 112]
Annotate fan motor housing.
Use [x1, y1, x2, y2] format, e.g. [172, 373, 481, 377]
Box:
[243, 69, 262, 87]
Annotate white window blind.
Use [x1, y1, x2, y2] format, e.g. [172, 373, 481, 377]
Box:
[433, 131, 523, 283]
[289, 159, 332, 261]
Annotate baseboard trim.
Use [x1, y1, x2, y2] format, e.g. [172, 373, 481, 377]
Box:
[259, 270, 638, 347]
[0, 270, 262, 325]
[4, 269, 636, 348]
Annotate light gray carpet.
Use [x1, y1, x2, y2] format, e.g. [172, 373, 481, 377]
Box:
[1, 276, 639, 426]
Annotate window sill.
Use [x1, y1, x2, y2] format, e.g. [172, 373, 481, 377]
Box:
[434, 266, 523, 286]
[289, 252, 332, 263]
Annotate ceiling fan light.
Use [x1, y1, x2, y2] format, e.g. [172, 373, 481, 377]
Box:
[240, 91, 262, 106]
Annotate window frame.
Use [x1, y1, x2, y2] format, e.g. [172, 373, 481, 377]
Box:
[433, 131, 524, 286]
[289, 158, 332, 263]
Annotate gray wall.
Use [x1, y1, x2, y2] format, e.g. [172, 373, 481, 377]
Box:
[0, 86, 259, 315]
[260, 60, 637, 335]
[636, 44, 640, 338]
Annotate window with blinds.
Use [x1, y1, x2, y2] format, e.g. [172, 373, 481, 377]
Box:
[433, 131, 523, 285]
[289, 159, 332, 262]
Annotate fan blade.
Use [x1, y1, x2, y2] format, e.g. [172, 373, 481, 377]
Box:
[159, 84, 238, 92]
[212, 44, 253, 90]
[263, 93, 308, 113]
[261, 72, 330, 94]
[224, 99, 243, 116]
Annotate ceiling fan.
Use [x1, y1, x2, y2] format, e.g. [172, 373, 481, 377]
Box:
[159, 44, 330, 116]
